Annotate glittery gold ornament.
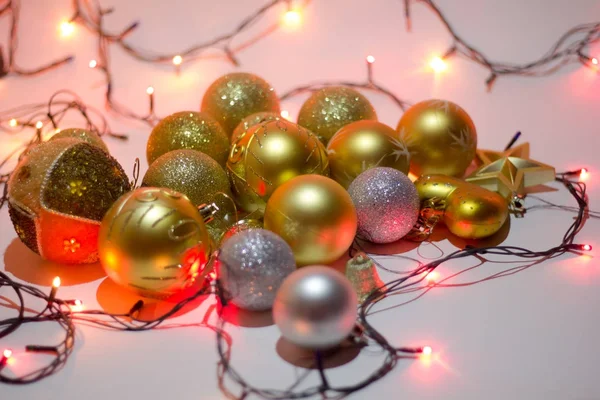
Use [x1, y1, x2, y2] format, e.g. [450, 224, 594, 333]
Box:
[345, 253, 385, 304]
[146, 111, 229, 166]
[98, 187, 213, 298]
[227, 119, 329, 215]
[264, 175, 357, 266]
[397, 99, 477, 177]
[466, 156, 555, 199]
[297, 86, 377, 145]
[231, 111, 281, 144]
[201, 72, 280, 136]
[327, 121, 410, 189]
[414, 174, 508, 239]
[7, 138, 130, 264]
[50, 128, 109, 153]
[475, 142, 530, 167]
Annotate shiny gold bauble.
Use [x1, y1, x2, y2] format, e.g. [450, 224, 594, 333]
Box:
[414, 174, 508, 239]
[146, 111, 229, 166]
[327, 120, 410, 189]
[227, 119, 329, 215]
[50, 128, 109, 153]
[231, 111, 281, 144]
[264, 175, 357, 266]
[7, 138, 130, 264]
[396, 99, 477, 177]
[98, 187, 213, 298]
[201, 72, 280, 137]
[297, 86, 377, 145]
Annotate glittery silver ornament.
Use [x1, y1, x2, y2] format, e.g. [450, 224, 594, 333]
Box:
[348, 167, 419, 243]
[218, 229, 296, 311]
[273, 266, 358, 349]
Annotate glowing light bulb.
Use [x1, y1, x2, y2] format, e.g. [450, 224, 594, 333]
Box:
[580, 168, 589, 181]
[283, 9, 302, 28]
[35, 121, 43, 129]
[280, 110, 290, 120]
[429, 56, 447, 73]
[172, 55, 183, 66]
[146, 86, 155, 95]
[55, 128, 61, 134]
[425, 271, 438, 284]
[583, 244, 592, 251]
[52, 276, 61, 288]
[9, 119, 17, 127]
[60, 21, 75, 37]
[89, 59, 97, 68]
[2, 349, 12, 359]
[592, 58, 598, 65]
[422, 346, 432, 355]
[366, 55, 375, 64]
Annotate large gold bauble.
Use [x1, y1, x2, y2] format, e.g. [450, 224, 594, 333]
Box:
[226, 119, 329, 215]
[98, 187, 213, 298]
[50, 128, 109, 153]
[297, 86, 377, 145]
[327, 120, 410, 189]
[231, 111, 281, 144]
[396, 99, 477, 177]
[146, 111, 229, 166]
[414, 174, 508, 239]
[264, 175, 357, 266]
[7, 138, 130, 264]
[201, 72, 280, 137]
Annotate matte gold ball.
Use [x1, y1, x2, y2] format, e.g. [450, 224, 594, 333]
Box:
[201, 72, 280, 137]
[98, 187, 213, 298]
[227, 119, 329, 216]
[297, 86, 377, 145]
[231, 111, 281, 144]
[327, 120, 410, 189]
[396, 99, 477, 177]
[50, 128, 109, 153]
[264, 175, 357, 266]
[146, 111, 229, 166]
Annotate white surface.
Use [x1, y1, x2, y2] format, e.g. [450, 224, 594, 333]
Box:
[1, 0, 600, 399]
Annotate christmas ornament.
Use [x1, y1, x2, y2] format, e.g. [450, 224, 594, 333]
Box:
[414, 174, 509, 239]
[264, 175, 357, 266]
[7, 138, 130, 264]
[475, 142, 530, 166]
[327, 120, 410, 189]
[218, 229, 296, 311]
[345, 253, 385, 304]
[98, 187, 213, 298]
[231, 111, 281, 144]
[50, 128, 108, 153]
[146, 111, 229, 166]
[273, 265, 358, 349]
[201, 72, 280, 136]
[297, 86, 377, 145]
[347, 167, 419, 244]
[220, 219, 263, 244]
[396, 99, 477, 177]
[466, 156, 555, 199]
[227, 119, 329, 215]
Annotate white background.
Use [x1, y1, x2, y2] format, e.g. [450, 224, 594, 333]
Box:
[1, 0, 600, 399]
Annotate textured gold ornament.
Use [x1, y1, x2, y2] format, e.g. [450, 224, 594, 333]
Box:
[466, 156, 556, 199]
[327, 120, 410, 189]
[414, 174, 508, 239]
[146, 111, 229, 166]
[396, 99, 477, 177]
[345, 252, 385, 304]
[227, 119, 329, 215]
[475, 142, 530, 166]
[201, 72, 280, 136]
[7, 138, 130, 264]
[297, 86, 377, 145]
[50, 128, 109, 153]
[98, 187, 213, 298]
[264, 174, 357, 266]
[231, 111, 281, 144]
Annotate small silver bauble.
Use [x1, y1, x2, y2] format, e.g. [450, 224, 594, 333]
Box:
[273, 266, 358, 349]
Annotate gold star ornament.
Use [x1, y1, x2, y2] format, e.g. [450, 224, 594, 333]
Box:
[475, 142, 530, 166]
[466, 156, 555, 199]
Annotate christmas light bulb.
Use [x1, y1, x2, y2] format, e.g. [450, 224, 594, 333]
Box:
[425, 271, 438, 284]
[172, 55, 183, 66]
[280, 110, 290, 119]
[283, 9, 302, 28]
[9, 119, 17, 127]
[422, 346, 432, 355]
[52, 276, 61, 288]
[580, 168, 589, 181]
[60, 21, 75, 37]
[366, 55, 375, 64]
[89, 59, 97, 68]
[35, 121, 43, 129]
[592, 58, 598, 65]
[55, 128, 61, 134]
[429, 56, 447, 73]
[146, 86, 155, 95]
[583, 244, 592, 251]
[2, 349, 12, 359]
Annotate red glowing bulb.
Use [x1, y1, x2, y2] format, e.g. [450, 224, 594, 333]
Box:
[429, 56, 447, 73]
[592, 58, 598, 65]
[580, 168, 589, 181]
[3, 349, 12, 359]
[583, 244, 592, 251]
[422, 346, 433, 355]
[366, 55, 375, 64]
[52, 276, 61, 288]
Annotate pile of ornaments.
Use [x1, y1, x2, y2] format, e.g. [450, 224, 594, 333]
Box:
[7, 72, 530, 350]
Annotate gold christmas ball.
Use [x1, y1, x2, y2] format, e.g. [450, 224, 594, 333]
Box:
[231, 111, 281, 144]
[227, 119, 329, 216]
[7, 138, 130, 264]
[264, 175, 357, 266]
[297, 86, 377, 145]
[50, 128, 109, 153]
[396, 99, 477, 177]
[146, 111, 229, 166]
[98, 187, 213, 298]
[327, 120, 410, 189]
[415, 174, 508, 239]
[201, 72, 280, 137]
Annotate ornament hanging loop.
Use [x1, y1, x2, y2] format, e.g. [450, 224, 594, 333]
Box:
[405, 197, 444, 241]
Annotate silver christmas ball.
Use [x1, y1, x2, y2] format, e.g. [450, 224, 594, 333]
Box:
[273, 266, 357, 349]
[218, 229, 296, 311]
[348, 167, 419, 243]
